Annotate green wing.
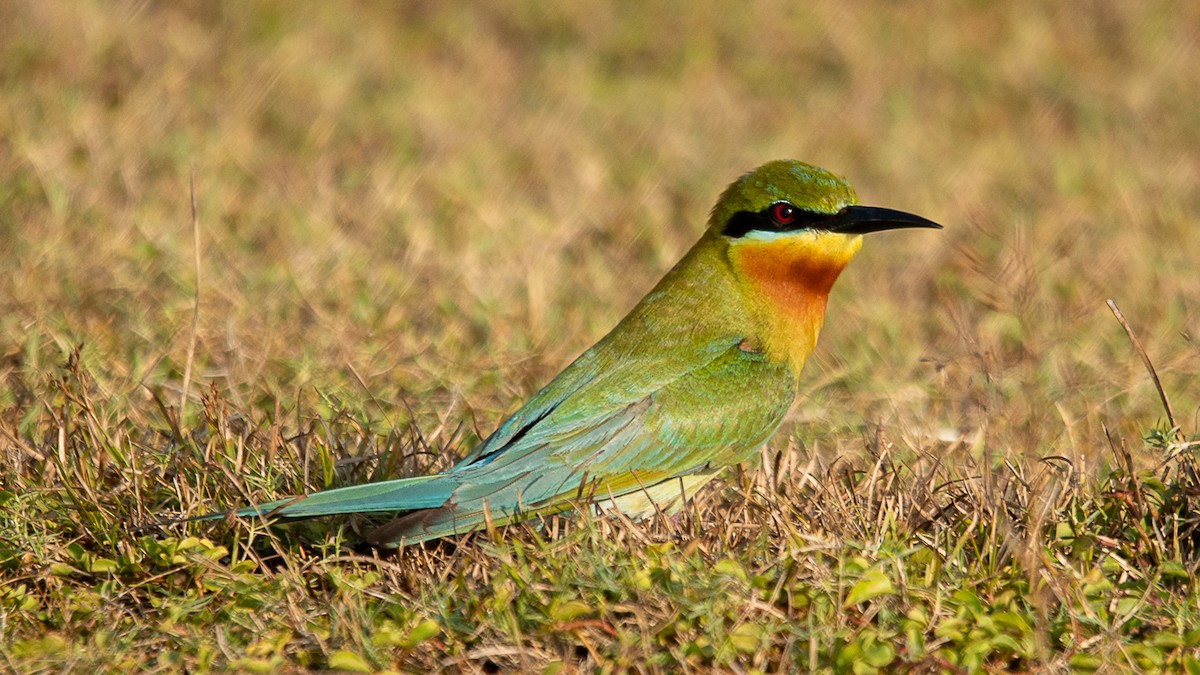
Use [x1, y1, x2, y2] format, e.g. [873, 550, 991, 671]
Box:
[366, 339, 795, 545]
[209, 337, 795, 546]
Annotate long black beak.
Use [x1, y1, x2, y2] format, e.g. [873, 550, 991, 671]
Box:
[825, 205, 942, 234]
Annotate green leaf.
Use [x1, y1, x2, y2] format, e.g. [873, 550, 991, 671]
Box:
[844, 568, 895, 607]
[727, 623, 761, 654]
[90, 558, 118, 573]
[327, 650, 372, 673]
[713, 558, 747, 582]
[1151, 632, 1184, 649]
[406, 618, 441, 647]
[1127, 643, 1164, 668]
[66, 543, 87, 564]
[48, 562, 77, 577]
[1113, 597, 1139, 616]
[861, 639, 895, 667]
[550, 600, 592, 623]
[1160, 560, 1189, 581]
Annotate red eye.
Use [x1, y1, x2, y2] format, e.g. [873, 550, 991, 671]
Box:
[771, 202, 797, 225]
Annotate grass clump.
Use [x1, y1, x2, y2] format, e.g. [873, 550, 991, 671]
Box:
[3, 351, 1200, 671]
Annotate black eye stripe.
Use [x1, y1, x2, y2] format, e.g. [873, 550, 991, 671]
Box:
[721, 204, 837, 238]
[721, 211, 772, 238]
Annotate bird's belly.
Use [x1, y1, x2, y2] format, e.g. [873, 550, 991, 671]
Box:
[592, 472, 718, 520]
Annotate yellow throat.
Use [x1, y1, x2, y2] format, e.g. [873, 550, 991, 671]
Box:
[728, 230, 862, 372]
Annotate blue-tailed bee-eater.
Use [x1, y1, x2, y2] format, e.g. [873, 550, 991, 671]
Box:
[200, 160, 940, 546]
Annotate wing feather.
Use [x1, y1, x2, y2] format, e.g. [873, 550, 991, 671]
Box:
[369, 340, 794, 545]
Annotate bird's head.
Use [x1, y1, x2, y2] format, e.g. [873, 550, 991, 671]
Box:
[707, 160, 940, 367]
[709, 159, 940, 264]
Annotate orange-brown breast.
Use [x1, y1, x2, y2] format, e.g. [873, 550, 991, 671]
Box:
[728, 233, 862, 372]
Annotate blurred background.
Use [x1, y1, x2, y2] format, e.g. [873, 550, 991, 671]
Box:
[2, 0, 1198, 464]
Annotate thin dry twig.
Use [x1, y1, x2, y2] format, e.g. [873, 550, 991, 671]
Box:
[1106, 298, 1181, 440]
[179, 164, 202, 437]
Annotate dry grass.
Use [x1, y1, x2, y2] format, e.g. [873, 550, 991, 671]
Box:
[2, 1, 1199, 671]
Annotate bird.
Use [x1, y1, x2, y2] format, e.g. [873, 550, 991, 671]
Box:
[199, 160, 940, 547]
